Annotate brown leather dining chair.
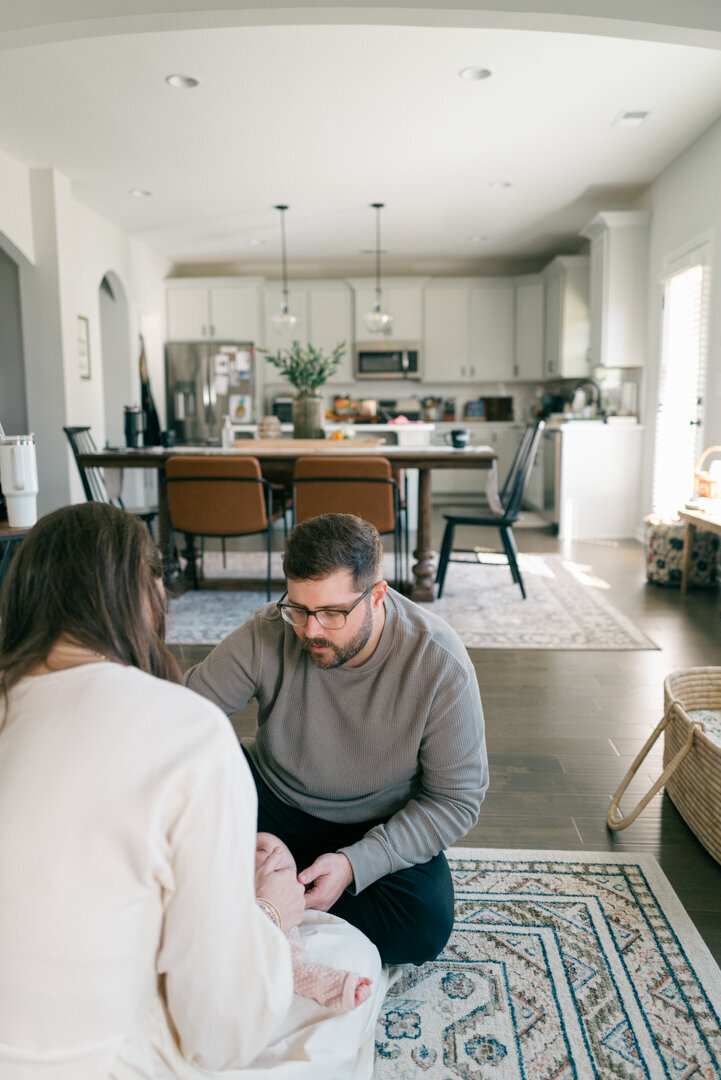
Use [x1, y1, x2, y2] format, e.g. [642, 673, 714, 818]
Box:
[292, 455, 403, 589]
[166, 455, 285, 600]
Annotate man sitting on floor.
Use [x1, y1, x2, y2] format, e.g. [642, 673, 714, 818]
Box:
[185, 513, 488, 966]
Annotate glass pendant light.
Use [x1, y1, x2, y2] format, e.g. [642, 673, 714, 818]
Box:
[364, 202, 394, 334]
[271, 204, 297, 332]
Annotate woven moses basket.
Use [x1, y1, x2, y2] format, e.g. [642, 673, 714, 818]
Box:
[608, 667, 721, 865]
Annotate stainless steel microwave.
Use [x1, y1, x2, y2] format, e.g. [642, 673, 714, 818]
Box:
[354, 343, 421, 380]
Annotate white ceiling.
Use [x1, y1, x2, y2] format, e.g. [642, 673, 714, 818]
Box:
[2, 20, 721, 275]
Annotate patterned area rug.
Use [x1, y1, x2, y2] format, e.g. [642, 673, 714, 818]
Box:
[374, 848, 721, 1079]
[166, 551, 656, 650]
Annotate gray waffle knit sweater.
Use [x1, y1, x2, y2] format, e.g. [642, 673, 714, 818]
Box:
[185, 589, 488, 893]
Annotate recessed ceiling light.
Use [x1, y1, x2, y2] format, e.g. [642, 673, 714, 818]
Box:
[459, 66, 492, 81]
[129, 188, 152, 198]
[165, 74, 200, 89]
[248, 238, 265, 247]
[613, 110, 649, 128]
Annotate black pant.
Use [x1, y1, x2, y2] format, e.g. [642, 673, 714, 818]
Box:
[244, 749, 455, 966]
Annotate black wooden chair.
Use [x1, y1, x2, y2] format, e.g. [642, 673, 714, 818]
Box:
[435, 420, 545, 599]
[63, 426, 157, 530]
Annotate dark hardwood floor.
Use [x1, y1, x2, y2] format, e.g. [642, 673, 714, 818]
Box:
[170, 512, 721, 965]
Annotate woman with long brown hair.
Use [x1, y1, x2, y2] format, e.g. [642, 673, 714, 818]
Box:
[0, 502, 385, 1079]
[0, 503, 305, 1076]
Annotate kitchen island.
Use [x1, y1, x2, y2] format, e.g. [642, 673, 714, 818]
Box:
[232, 421, 435, 447]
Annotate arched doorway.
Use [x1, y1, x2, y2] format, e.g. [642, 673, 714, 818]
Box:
[99, 271, 131, 448]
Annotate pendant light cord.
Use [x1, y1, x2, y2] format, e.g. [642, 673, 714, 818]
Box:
[276, 204, 290, 313]
[373, 202, 383, 311]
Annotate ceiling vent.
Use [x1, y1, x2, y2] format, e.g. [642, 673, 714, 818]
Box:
[613, 110, 649, 128]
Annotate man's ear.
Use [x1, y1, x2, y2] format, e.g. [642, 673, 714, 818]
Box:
[372, 580, 388, 608]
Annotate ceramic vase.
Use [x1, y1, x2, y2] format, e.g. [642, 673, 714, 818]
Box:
[292, 394, 324, 439]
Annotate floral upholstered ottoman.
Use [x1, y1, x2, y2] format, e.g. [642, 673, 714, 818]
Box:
[645, 514, 720, 587]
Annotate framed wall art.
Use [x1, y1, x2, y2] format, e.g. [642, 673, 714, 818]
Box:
[77, 315, 90, 379]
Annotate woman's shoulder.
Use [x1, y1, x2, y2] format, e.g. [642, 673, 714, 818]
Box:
[78, 663, 237, 749]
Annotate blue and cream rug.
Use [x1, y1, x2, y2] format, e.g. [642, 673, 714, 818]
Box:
[374, 848, 721, 1078]
[166, 552, 657, 650]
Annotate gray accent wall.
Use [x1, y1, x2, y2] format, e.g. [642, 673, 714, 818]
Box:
[0, 244, 28, 435]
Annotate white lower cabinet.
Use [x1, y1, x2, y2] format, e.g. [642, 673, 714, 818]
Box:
[431, 424, 523, 497]
[558, 422, 643, 539]
[523, 437, 545, 512]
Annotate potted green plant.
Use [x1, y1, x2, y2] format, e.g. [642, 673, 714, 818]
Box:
[260, 340, 346, 438]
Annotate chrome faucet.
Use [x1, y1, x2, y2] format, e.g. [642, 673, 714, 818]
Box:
[572, 378, 603, 413]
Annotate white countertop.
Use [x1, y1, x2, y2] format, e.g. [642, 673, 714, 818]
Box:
[232, 421, 435, 447]
[231, 422, 436, 433]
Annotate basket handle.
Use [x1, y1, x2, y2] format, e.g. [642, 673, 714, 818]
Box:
[606, 702, 705, 831]
[695, 445, 721, 473]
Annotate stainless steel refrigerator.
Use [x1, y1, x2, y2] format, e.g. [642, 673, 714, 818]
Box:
[165, 342, 256, 445]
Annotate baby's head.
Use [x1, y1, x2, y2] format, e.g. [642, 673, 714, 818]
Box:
[255, 832, 296, 873]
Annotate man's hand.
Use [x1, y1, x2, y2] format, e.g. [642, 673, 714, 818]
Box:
[255, 847, 306, 931]
[298, 852, 354, 911]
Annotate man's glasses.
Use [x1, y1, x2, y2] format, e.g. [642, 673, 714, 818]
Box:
[276, 581, 381, 629]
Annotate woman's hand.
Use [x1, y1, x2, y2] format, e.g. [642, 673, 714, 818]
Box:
[255, 847, 305, 931]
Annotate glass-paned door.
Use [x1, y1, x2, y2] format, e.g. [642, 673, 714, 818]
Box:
[652, 260, 709, 518]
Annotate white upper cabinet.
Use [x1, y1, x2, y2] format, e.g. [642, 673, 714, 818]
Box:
[423, 284, 471, 381]
[351, 279, 424, 342]
[423, 279, 514, 383]
[166, 279, 261, 342]
[513, 276, 544, 380]
[260, 282, 353, 384]
[542, 256, 590, 379]
[580, 211, 651, 369]
[307, 284, 354, 384]
[470, 280, 514, 381]
[210, 285, 260, 342]
[166, 286, 209, 341]
[260, 285, 309, 353]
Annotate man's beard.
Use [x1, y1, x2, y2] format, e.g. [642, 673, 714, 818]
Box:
[301, 601, 374, 669]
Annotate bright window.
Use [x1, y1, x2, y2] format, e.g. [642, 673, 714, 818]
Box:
[652, 259, 709, 518]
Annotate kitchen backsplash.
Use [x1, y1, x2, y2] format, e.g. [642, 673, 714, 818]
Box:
[263, 367, 642, 424]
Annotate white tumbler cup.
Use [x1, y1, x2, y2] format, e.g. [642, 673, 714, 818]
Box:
[0, 435, 39, 528]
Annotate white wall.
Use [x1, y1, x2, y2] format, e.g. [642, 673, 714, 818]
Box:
[636, 114, 721, 521]
[0, 146, 34, 264]
[11, 162, 171, 513]
[67, 196, 170, 443]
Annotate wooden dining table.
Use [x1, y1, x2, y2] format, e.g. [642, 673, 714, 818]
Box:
[678, 508, 721, 594]
[78, 440, 497, 601]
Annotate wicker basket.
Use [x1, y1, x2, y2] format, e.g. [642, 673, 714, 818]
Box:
[694, 445, 721, 499]
[607, 666, 721, 865]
